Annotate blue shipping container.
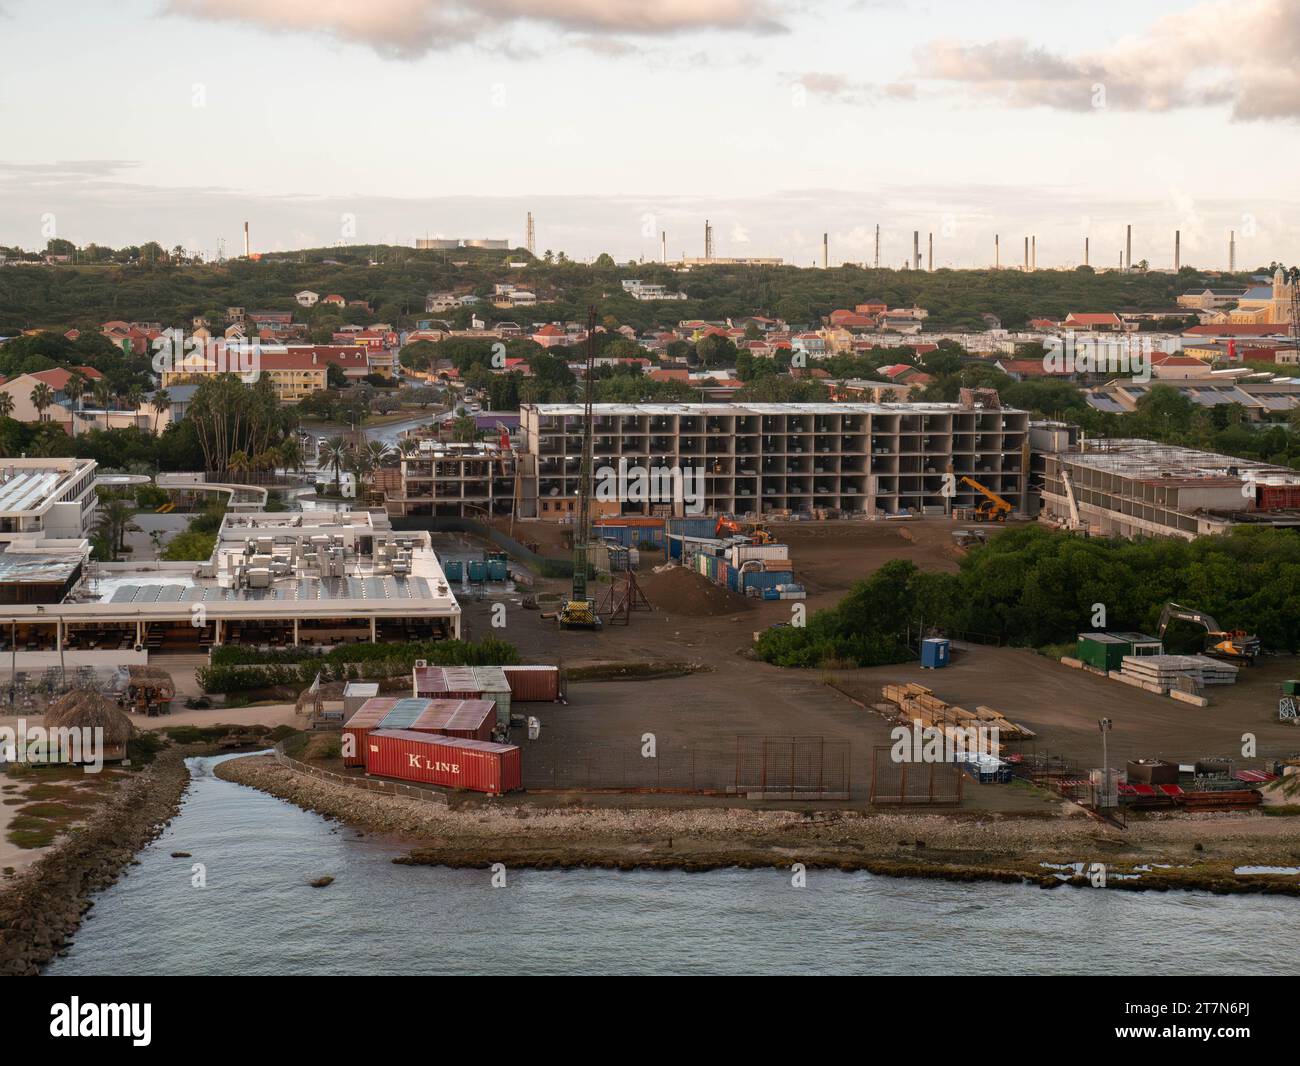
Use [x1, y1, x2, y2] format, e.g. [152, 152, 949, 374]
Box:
[444, 560, 463, 582]
[742, 570, 795, 592]
[920, 637, 950, 669]
[468, 560, 487, 583]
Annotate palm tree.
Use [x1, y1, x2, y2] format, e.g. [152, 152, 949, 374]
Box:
[64, 373, 86, 437]
[150, 388, 171, 434]
[398, 437, 418, 457]
[94, 500, 137, 560]
[0, 392, 15, 420]
[29, 383, 55, 423]
[365, 440, 394, 468]
[320, 436, 349, 496]
[278, 436, 302, 474]
[228, 449, 250, 479]
[92, 380, 113, 412]
[451, 414, 477, 443]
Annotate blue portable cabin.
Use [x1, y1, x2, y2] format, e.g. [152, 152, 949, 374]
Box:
[443, 559, 464, 582]
[920, 637, 950, 669]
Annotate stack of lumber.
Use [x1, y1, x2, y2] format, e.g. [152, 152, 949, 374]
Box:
[880, 683, 1036, 751]
[1120, 655, 1238, 691]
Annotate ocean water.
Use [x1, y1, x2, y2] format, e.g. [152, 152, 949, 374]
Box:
[47, 755, 1300, 976]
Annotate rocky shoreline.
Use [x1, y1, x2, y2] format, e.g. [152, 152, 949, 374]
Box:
[216, 753, 1300, 897]
[0, 747, 193, 976]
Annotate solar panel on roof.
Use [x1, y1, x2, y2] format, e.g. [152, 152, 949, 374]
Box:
[156, 586, 183, 602]
[109, 586, 139, 603]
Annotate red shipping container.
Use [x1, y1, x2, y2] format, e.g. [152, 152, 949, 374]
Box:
[364, 729, 522, 794]
[342, 698, 399, 767]
[1257, 484, 1300, 511]
[408, 699, 496, 742]
[413, 664, 485, 701]
[502, 665, 561, 702]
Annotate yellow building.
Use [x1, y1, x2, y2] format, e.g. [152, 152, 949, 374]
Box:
[159, 346, 329, 403]
[1229, 268, 1296, 325]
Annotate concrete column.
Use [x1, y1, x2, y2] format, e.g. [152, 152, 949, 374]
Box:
[293, 618, 300, 646]
[369, 617, 377, 643]
[214, 618, 223, 646]
[136, 620, 143, 647]
[55, 621, 62, 652]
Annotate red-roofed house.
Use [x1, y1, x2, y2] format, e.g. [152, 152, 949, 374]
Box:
[1063, 312, 1124, 331]
[532, 323, 569, 348]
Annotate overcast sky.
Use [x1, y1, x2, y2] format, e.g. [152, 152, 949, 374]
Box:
[2, 0, 1298, 268]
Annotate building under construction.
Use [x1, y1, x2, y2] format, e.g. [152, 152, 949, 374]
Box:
[387, 440, 521, 518]
[1039, 438, 1300, 539]
[518, 400, 1030, 520]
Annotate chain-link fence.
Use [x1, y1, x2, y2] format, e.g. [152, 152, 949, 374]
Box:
[523, 735, 852, 797]
[869, 746, 963, 805]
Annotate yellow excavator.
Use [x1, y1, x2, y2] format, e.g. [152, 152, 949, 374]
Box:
[960, 476, 1013, 523]
[1156, 602, 1261, 665]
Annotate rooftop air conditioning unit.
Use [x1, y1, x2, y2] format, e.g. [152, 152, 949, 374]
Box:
[414, 659, 428, 669]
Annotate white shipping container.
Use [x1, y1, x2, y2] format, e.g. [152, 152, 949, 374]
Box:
[728, 543, 790, 566]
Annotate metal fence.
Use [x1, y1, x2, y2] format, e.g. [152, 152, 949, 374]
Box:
[523, 735, 852, 797]
[734, 735, 850, 798]
[272, 744, 449, 806]
[869, 746, 964, 805]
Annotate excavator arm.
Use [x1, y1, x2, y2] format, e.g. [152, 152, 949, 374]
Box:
[1156, 602, 1222, 639]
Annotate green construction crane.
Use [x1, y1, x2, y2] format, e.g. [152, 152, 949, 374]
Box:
[559, 306, 601, 630]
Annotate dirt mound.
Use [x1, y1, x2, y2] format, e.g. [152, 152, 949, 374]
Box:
[639, 566, 751, 617]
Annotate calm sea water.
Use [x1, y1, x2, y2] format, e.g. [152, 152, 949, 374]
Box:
[47, 755, 1300, 976]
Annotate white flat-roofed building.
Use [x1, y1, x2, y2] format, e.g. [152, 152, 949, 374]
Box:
[0, 458, 98, 548]
[0, 509, 461, 657]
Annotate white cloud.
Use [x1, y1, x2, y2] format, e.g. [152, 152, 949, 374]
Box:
[909, 0, 1300, 121]
[167, 0, 784, 57]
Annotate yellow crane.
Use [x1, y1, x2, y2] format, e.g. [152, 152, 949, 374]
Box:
[959, 476, 1012, 523]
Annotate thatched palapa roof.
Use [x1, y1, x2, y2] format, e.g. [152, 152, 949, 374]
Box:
[44, 689, 135, 746]
[126, 665, 176, 699]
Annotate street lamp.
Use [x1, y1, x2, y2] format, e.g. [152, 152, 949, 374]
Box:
[1098, 717, 1112, 807]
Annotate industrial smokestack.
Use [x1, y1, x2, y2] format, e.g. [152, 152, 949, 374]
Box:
[1175, 229, 1181, 271]
[1024, 237, 1029, 271]
[994, 234, 999, 270]
[661, 230, 667, 264]
[913, 230, 920, 270]
[526, 211, 535, 256]
[823, 232, 828, 269]
[928, 232, 933, 272]
[1085, 236, 1090, 268]
[874, 224, 880, 269]
[1031, 235, 1036, 271]
[1126, 224, 1132, 270]
[1230, 229, 1236, 272]
[243, 221, 250, 258]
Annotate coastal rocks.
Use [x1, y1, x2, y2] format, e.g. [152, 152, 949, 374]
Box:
[309, 876, 334, 888]
[212, 753, 1300, 900]
[0, 747, 192, 976]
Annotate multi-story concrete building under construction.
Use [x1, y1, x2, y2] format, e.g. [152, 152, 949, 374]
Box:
[518, 402, 1030, 520]
[1039, 438, 1300, 539]
[387, 441, 520, 518]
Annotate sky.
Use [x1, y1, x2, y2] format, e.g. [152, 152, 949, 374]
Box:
[2, 0, 1299, 268]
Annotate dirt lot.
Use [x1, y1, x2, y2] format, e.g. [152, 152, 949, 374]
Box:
[443, 516, 1300, 811]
